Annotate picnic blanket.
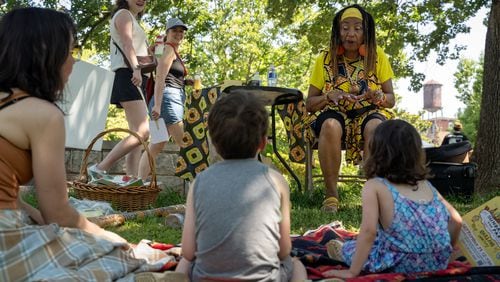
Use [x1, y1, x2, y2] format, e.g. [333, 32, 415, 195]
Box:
[291, 222, 500, 281]
[0, 210, 169, 282]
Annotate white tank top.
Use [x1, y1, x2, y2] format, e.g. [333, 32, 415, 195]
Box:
[109, 9, 148, 71]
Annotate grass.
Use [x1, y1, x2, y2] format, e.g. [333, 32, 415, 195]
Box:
[104, 182, 365, 244]
[106, 178, 494, 244]
[22, 160, 497, 245]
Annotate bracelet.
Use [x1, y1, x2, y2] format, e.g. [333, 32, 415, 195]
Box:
[375, 90, 386, 106]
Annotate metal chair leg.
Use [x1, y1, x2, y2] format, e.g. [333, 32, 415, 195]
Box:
[305, 140, 314, 193]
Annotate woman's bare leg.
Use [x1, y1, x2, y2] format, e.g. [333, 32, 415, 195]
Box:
[137, 121, 184, 179]
[168, 121, 185, 147]
[97, 100, 149, 176]
[138, 141, 167, 179]
[318, 118, 343, 200]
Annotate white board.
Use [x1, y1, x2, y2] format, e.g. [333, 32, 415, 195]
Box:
[59, 61, 114, 150]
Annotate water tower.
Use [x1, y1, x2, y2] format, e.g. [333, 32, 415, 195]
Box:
[423, 80, 443, 144]
[423, 80, 442, 113]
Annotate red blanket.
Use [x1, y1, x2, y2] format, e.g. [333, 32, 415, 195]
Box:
[291, 222, 499, 281]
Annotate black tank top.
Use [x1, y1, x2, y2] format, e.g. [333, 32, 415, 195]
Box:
[165, 43, 187, 89]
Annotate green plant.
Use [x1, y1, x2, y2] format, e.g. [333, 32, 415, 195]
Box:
[105, 105, 128, 141]
[22, 184, 496, 245]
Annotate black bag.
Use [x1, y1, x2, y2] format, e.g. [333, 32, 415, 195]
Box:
[112, 41, 157, 74]
[425, 141, 472, 163]
[427, 162, 476, 197]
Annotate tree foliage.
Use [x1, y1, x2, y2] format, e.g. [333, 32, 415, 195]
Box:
[1, 0, 489, 92]
[266, 0, 489, 91]
[453, 57, 483, 144]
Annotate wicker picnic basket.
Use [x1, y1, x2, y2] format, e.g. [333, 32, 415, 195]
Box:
[71, 128, 160, 211]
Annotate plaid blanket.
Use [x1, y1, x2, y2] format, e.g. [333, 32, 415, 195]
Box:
[291, 222, 500, 281]
[0, 210, 164, 281]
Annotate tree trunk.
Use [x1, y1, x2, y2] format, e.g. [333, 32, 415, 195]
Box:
[474, 0, 500, 194]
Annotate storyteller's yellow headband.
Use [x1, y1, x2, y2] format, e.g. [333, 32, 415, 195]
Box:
[341, 7, 363, 21]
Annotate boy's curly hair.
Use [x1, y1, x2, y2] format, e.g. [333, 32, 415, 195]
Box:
[208, 91, 268, 159]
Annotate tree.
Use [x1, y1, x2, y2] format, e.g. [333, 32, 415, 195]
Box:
[453, 57, 483, 144]
[266, 0, 489, 91]
[475, 0, 500, 194]
[1, 0, 489, 91]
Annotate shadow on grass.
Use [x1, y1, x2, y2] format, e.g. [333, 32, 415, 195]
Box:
[290, 181, 363, 235]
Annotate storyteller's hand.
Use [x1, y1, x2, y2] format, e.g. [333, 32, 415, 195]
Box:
[326, 90, 357, 106]
[358, 89, 385, 106]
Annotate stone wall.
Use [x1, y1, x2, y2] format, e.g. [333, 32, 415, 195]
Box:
[65, 141, 186, 193]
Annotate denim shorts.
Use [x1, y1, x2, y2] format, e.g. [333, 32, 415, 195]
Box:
[149, 87, 185, 125]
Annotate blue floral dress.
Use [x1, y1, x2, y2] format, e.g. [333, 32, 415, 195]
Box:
[342, 178, 452, 273]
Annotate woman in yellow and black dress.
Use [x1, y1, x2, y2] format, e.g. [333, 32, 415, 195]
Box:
[306, 4, 396, 212]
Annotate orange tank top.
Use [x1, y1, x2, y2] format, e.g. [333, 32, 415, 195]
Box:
[0, 92, 32, 209]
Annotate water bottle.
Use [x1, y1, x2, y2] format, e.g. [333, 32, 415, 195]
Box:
[154, 35, 164, 57]
[249, 72, 261, 86]
[267, 64, 277, 86]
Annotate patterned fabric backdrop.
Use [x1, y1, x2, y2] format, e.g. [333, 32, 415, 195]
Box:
[175, 87, 221, 181]
[276, 99, 311, 164]
[175, 86, 309, 181]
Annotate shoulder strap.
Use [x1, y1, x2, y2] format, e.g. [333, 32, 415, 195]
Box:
[164, 42, 188, 76]
[425, 180, 439, 199]
[113, 39, 154, 70]
[378, 177, 399, 195]
[112, 40, 132, 69]
[0, 95, 30, 111]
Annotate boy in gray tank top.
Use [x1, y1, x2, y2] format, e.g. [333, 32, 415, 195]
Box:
[175, 92, 307, 281]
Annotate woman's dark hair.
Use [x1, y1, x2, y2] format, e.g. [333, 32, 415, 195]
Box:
[112, 0, 144, 19]
[0, 7, 76, 103]
[329, 4, 377, 78]
[364, 120, 429, 185]
[208, 92, 269, 159]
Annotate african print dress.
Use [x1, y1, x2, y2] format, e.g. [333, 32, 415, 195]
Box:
[308, 46, 395, 164]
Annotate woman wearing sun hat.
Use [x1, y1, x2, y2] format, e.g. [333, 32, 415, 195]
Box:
[138, 18, 192, 179]
[305, 4, 396, 213]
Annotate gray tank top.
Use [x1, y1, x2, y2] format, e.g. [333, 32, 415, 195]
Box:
[191, 159, 283, 281]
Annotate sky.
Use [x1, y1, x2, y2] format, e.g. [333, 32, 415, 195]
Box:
[395, 8, 488, 119]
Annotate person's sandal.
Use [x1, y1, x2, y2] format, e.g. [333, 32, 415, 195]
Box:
[326, 239, 345, 262]
[321, 197, 339, 213]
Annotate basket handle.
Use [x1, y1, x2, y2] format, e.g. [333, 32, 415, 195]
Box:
[78, 128, 157, 190]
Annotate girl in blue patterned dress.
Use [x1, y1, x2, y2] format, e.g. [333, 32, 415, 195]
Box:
[327, 119, 462, 278]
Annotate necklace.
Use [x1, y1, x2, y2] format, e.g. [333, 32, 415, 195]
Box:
[343, 55, 360, 94]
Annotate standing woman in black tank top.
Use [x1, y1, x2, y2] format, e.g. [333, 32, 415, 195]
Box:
[138, 18, 192, 179]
